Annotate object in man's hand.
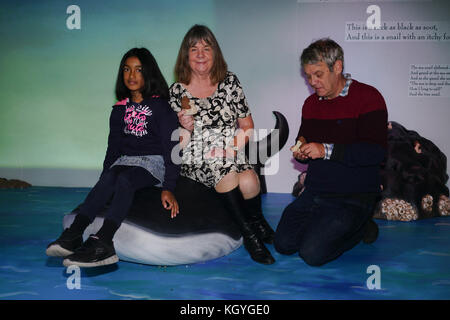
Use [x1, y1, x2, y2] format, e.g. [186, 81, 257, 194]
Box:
[290, 136, 307, 152]
[181, 96, 198, 115]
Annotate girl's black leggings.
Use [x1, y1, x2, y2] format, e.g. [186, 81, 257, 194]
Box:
[77, 165, 159, 226]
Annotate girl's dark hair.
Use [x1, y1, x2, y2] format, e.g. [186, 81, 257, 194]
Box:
[115, 48, 169, 100]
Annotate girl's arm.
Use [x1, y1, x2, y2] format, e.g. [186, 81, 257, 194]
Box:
[101, 106, 122, 177]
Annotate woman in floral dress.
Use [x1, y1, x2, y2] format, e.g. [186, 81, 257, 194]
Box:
[169, 25, 275, 264]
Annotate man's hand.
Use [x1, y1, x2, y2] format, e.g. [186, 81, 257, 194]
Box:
[293, 142, 325, 160]
[161, 190, 179, 218]
[177, 110, 194, 132]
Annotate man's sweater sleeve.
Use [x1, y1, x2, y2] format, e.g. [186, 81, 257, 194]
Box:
[330, 90, 388, 167]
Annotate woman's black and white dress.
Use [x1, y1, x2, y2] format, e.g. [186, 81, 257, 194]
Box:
[169, 71, 254, 188]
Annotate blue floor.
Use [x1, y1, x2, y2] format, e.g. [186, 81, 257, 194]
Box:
[0, 187, 449, 300]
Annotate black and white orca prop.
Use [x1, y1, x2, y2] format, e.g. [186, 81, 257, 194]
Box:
[63, 111, 289, 265]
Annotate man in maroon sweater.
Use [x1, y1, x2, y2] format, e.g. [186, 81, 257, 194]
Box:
[274, 38, 388, 266]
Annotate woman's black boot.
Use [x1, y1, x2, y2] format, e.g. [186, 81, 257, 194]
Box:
[242, 193, 275, 244]
[217, 187, 275, 265]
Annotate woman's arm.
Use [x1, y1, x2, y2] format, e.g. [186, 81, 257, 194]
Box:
[229, 115, 254, 151]
[206, 115, 254, 159]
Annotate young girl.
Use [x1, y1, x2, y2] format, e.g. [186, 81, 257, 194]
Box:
[46, 48, 180, 267]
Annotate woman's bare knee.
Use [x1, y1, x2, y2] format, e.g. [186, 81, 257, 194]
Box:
[238, 170, 260, 199]
[215, 171, 239, 193]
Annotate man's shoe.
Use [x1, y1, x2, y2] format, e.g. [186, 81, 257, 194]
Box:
[363, 219, 379, 244]
[63, 235, 119, 268]
[46, 228, 83, 257]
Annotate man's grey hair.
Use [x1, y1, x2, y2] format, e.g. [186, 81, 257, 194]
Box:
[300, 38, 344, 72]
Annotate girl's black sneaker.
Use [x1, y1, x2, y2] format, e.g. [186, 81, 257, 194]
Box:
[46, 228, 83, 257]
[63, 235, 119, 268]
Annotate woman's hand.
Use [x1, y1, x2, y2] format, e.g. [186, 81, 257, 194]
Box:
[177, 110, 194, 132]
[161, 190, 179, 218]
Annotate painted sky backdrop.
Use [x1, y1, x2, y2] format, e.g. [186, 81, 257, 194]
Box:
[0, 0, 215, 168]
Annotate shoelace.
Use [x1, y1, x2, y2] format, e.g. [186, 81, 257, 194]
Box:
[76, 236, 100, 252]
